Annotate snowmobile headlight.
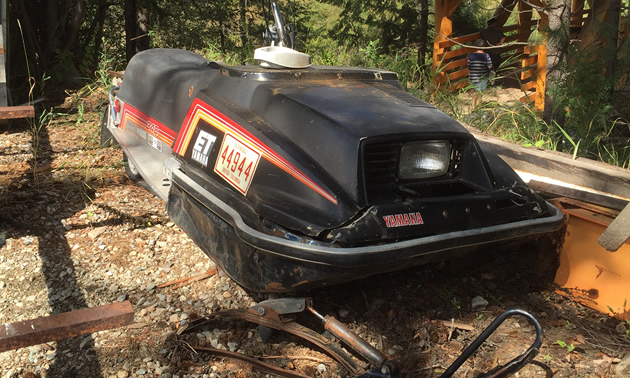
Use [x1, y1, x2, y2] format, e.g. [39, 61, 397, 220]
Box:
[399, 141, 451, 179]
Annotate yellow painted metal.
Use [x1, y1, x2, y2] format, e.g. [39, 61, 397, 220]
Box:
[552, 198, 630, 320]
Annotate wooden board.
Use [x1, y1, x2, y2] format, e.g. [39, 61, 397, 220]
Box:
[470, 129, 630, 208]
[0, 27, 6, 108]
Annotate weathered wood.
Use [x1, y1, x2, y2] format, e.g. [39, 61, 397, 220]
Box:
[521, 55, 537, 67]
[439, 57, 468, 72]
[0, 105, 35, 120]
[522, 80, 537, 90]
[528, 180, 629, 210]
[0, 301, 134, 352]
[0, 27, 6, 108]
[521, 69, 535, 80]
[471, 130, 630, 207]
[598, 203, 630, 251]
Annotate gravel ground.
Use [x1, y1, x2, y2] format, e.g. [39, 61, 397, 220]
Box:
[1, 88, 630, 378]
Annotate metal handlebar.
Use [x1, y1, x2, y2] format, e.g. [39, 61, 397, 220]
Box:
[440, 308, 543, 378]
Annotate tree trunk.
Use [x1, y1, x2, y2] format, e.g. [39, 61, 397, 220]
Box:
[605, 0, 621, 99]
[125, 0, 137, 62]
[219, 22, 226, 52]
[125, 0, 151, 62]
[239, 0, 248, 47]
[80, 0, 111, 70]
[417, 0, 429, 69]
[543, 0, 571, 126]
[61, 0, 87, 51]
[136, 6, 150, 51]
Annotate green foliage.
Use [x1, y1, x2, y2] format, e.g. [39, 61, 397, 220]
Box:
[556, 340, 575, 353]
[543, 26, 629, 167]
[319, 0, 427, 53]
[451, 2, 491, 36]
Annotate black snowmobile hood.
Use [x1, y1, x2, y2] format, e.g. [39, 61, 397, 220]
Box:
[206, 65, 473, 203]
[260, 79, 467, 138]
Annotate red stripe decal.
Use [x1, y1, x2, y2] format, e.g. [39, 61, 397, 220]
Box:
[120, 104, 176, 146]
[176, 98, 337, 205]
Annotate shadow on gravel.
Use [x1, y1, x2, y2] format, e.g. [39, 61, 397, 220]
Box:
[1, 117, 104, 377]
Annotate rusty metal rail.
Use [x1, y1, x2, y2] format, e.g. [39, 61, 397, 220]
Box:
[193, 346, 312, 378]
[0, 105, 35, 120]
[202, 307, 363, 375]
[0, 301, 134, 352]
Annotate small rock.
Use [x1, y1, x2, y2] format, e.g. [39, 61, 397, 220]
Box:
[146, 283, 156, 291]
[169, 314, 179, 323]
[88, 227, 107, 240]
[117, 293, 128, 302]
[616, 322, 627, 334]
[317, 364, 327, 373]
[80, 336, 93, 349]
[222, 291, 231, 298]
[117, 370, 129, 378]
[227, 342, 238, 352]
[136, 368, 146, 375]
[471, 296, 489, 311]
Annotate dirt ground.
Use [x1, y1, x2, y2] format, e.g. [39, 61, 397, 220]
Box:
[1, 84, 630, 378]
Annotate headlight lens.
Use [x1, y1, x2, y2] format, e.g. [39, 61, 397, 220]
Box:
[399, 141, 451, 179]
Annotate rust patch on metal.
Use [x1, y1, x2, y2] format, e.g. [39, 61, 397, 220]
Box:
[0, 301, 134, 352]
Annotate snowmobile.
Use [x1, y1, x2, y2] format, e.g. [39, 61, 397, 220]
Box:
[102, 1, 564, 293]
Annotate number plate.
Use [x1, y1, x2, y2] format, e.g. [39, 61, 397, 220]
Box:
[214, 133, 261, 195]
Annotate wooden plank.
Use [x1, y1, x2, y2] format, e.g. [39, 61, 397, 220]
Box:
[522, 80, 536, 90]
[442, 47, 474, 61]
[0, 301, 134, 352]
[521, 56, 538, 66]
[433, 0, 454, 75]
[435, 68, 469, 84]
[535, 40, 547, 110]
[519, 92, 536, 103]
[440, 57, 468, 72]
[470, 130, 630, 205]
[436, 33, 480, 49]
[529, 180, 629, 210]
[521, 69, 535, 80]
[0, 27, 6, 108]
[0, 105, 35, 120]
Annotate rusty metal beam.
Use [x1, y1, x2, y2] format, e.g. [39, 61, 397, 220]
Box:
[0, 301, 134, 352]
[0, 105, 35, 120]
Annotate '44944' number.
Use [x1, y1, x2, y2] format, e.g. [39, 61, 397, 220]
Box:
[220, 145, 253, 180]
[214, 133, 261, 195]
